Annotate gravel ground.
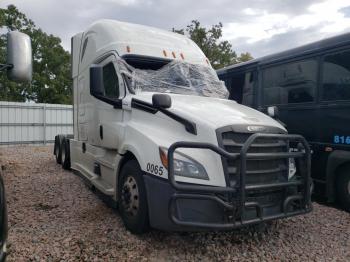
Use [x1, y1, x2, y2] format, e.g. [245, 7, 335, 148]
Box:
[0, 145, 349, 261]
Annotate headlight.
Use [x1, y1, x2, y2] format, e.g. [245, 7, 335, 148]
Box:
[159, 147, 209, 180]
[288, 158, 296, 180]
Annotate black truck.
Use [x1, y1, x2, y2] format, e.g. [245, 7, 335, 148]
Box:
[217, 32, 350, 211]
[0, 31, 32, 261]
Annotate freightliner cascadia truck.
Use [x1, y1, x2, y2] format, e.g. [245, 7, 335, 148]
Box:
[0, 31, 32, 260]
[54, 20, 312, 234]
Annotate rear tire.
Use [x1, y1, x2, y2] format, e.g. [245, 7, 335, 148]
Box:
[61, 138, 71, 170]
[54, 136, 62, 165]
[336, 166, 350, 212]
[118, 160, 150, 234]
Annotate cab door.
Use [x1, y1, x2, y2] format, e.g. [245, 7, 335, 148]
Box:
[89, 55, 126, 149]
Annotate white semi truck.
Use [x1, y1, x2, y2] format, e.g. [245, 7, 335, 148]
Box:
[54, 20, 312, 234]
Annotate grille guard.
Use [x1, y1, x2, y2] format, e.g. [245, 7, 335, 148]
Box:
[167, 133, 312, 229]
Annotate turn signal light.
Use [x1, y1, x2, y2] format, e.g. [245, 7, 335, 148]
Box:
[159, 148, 168, 169]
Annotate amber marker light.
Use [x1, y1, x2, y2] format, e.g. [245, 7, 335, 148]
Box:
[159, 148, 168, 169]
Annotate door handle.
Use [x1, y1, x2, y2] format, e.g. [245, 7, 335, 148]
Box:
[99, 125, 103, 140]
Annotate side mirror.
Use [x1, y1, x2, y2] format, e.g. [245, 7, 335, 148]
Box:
[7, 31, 32, 82]
[267, 106, 279, 118]
[90, 65, 104, 96]
[152, 94, 172, 109]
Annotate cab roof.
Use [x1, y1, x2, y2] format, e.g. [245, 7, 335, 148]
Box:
[76, 19, 209, 72]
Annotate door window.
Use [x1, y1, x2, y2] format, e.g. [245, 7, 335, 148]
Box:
[321, 51, 350, 101]
[242, 71, 255, 106]
[102, 63, 119, 98]
[262, 60, 317, 105]
[227, 71, 256, 106]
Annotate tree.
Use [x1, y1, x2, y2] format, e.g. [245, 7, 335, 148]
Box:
[0, 5, 72, 104]
[237, 52, 253, 63]
[173, 20, 253, 69]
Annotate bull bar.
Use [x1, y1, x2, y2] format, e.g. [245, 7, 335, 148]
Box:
[167, 133, 312, 229]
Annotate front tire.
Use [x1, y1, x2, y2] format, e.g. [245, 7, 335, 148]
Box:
[336, 167, 350, 212]
[118, 160, 150, 234]
[61, 138, 71, 170]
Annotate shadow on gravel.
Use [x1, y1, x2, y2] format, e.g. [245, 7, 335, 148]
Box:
[146, 219, 280, 240]
[86, 171, 282, 244]
[312, 195, 349, 213]
[74, 167, 291, 243]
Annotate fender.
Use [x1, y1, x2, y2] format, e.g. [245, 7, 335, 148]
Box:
[326, 150, 350, 202]
[116, 130, 166, 200]
[117, 144, 144, 171]
[115, 145, 143, 201]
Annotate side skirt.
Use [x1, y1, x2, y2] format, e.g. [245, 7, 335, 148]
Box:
[71, 169, 118, 209]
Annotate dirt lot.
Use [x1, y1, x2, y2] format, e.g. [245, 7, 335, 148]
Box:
[0, 146, 349, 261]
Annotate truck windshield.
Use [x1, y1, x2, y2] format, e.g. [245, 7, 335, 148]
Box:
[118, 57, 229, 99]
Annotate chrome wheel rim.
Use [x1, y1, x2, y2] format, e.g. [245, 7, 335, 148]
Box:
[121, 176, 139, 217]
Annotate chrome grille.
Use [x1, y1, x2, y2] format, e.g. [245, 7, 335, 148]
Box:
[220, 131, 289, 186]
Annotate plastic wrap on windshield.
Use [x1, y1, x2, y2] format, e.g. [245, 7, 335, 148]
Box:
[116, 58, 229, 99]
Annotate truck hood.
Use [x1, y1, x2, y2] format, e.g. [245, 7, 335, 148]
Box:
[129, 92, 286, 131]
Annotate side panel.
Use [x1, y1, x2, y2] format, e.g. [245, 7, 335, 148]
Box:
[72, 32, 83, 140]
[71, 33, 83, 79]
[70, 138, 121, 198]
[77, 75, 88, 141]
[73, 77, 79, 140]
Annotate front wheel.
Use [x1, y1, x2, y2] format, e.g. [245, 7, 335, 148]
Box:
[336, 167, 350, 212]
[61, 138, 71, 170]
[118, 160, 150, 234]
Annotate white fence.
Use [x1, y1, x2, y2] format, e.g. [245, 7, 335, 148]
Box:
[0, 101, 73, 145]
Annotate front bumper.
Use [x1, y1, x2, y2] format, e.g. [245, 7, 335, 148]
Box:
[145, 133, 312, 231]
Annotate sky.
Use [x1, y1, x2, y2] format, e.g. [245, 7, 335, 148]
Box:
[1, 0, 350, 58]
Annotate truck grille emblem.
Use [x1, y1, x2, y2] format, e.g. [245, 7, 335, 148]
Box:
[247, 126, 266, 132]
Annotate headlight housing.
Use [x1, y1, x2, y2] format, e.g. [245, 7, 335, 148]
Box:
[159, 147, 209, 180]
